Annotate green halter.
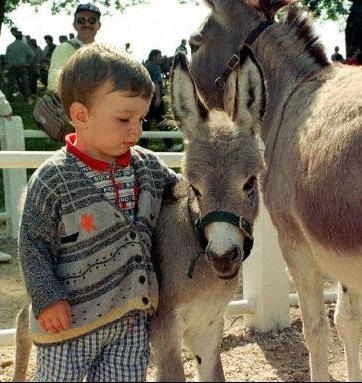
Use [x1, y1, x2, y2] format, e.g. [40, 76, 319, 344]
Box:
[187, 210, 254, 279]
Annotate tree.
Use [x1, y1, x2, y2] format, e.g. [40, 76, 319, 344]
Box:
[344, 0, 362, 58]
[0, 0, 201, 33]
[0, 0, 150, 34]
[300, 0, 350, 20]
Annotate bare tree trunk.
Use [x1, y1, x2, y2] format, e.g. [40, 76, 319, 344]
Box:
[345, 0, 362, 59]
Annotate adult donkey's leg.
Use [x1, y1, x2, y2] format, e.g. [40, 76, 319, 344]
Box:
[334, 282, 362, 382]
[12, 303, 32, 382]
[279, 238, 330, 382]
[183, 313, 225, 382]
[149, 309, 185, 382]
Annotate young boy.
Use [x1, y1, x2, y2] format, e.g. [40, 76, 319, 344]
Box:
[18, 43, 179, 382]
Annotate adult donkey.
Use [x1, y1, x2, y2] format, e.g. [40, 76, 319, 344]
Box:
[12, 54, 263, 382]
[189, 0, 362, 381]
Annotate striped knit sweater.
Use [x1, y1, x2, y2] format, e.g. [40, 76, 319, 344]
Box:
[19, 143, 178, 344]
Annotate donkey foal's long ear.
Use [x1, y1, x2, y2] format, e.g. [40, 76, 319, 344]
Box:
[171, 53, 209, 137]
[223, 70, 237, 119]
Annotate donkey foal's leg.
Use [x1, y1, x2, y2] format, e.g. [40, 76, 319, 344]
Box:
[183, 314, 225, 382]
[12, 304, 32, 382]
[149, 311, 185, 382]
[334, 282, 362, 382]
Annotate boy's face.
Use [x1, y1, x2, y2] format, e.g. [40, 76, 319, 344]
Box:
[71, 81, 151, 163]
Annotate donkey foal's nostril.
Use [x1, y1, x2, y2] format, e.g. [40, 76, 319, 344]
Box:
[231, 246, 239, 261]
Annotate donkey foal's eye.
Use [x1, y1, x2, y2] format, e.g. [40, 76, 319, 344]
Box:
[243, 176, 256, 195]
[190, 185, 201, 196]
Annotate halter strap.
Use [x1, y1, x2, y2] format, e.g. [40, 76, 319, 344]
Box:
[215, 20, 274, 89]
[187, 191, 255, 278]
[215, 54, 240, 89]
[195, 211, 253, 243]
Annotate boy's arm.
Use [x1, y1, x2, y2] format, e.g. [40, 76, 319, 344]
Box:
[19, 190, 69, 319]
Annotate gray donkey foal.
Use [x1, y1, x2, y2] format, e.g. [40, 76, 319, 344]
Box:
[149, 54, 262, 381]
[12, 54, 263, 382]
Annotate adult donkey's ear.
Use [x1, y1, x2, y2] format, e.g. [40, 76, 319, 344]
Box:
[223, 52, 262, 135]
[222, 68, 237, 119]
[171, 53, 209, 139]
[246, 0, 291, 20]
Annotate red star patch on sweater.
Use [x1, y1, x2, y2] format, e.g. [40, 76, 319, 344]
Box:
[80, 214, 96, 233]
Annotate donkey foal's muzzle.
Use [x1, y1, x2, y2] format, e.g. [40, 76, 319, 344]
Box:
[187, 211, 254, 278]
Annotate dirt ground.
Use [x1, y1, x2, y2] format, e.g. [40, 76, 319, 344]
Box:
[0, 234, 353, 382]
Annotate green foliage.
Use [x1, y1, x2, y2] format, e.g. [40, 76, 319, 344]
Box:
[1, 0, 353, 32]
[300, 0, 350, 21]
[2, 0, 150, 28]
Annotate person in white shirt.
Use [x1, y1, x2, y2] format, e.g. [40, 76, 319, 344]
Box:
[0, 90, 12, 118]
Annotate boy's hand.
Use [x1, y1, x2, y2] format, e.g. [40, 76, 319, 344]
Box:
[38, 300, 72, 334]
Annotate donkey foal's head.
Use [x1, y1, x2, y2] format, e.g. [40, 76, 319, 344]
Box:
[171, 53, 263, 279]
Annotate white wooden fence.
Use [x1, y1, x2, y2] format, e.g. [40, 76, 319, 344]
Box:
[0, 115, 337, 346]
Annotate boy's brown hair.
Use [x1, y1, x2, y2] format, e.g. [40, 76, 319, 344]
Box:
[59, 43, 155, 119]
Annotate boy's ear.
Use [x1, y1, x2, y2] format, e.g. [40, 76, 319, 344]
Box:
[70, 102, 89, 127]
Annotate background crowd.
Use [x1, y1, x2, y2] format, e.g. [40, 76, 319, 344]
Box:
[0, 2, 360, 152]
[0, 3, 190, 152]
[331, 44, 362, 64]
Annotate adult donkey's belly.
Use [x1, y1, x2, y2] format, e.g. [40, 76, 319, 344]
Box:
[263, 70, 362, 255]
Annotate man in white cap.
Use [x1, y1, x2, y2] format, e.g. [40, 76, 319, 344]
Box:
[47, 3, 102, 92]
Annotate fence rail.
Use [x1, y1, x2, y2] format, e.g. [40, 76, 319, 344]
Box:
[23, 129, 184, 139]
[0, 150, 184, 169]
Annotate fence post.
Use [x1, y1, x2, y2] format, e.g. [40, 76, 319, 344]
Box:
[1, 116, 27, 238]
[242, 196, 291, 330]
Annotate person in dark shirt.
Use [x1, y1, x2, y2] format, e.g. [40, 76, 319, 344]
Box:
[175, 39, 188, 57]
[331, 46, 345, 63]
[5, 30, 35, 103]
[41, 35, 57, 87]
[43, 35, 57, 63]
[141, 49, 173, 150]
